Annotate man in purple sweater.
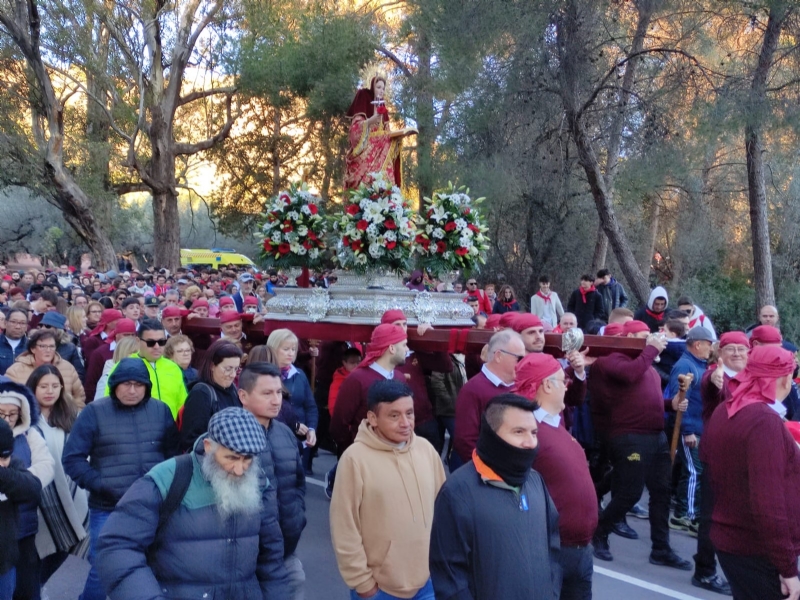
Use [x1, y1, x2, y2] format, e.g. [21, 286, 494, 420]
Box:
[588, 320, 691, 570]
[453, 330, 523, 463]
[516, 352, 597, 599]
[703, 345, 800, 600]
[329, 324, 407, 453]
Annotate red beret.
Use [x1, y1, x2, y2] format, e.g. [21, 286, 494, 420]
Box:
[161, 306, 187, 319]
[603, 322, 624, 337]
[623, 320, 650, 335]
[191, 299, 209, 309]
[381, 309, 406, 325]
[511, 313, 543, 333]
[485, 314, 503, 330]
[220, 311, 243, 324]
[499, 312, 518, 329]
[110, 318, 137, 339]
[750, 325, 782, 345]
[219, 296, 235, 307]
[719, 331, 750, 349]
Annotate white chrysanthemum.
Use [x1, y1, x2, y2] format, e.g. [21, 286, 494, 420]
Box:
[369, 243, 383, 258]
[366, 223, 379, 238]
[384, 230, 396, 242]
[309, 248, 320, 260]
[271, 232, 282, 243]
[461, 228, 474, 238]
[432, 228, 445, 239]
[455, 218, 467, 231]
[296, 226, 308, 237]
[459, 237, 473, 249]
[287, 211, 300, 221]
[300, 205, 311, 216]
[443, 251, 453, 259]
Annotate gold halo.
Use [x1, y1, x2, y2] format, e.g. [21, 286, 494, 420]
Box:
[360, 62, 390, 91]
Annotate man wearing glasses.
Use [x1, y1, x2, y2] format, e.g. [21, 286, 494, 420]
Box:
[104, 319, 188, 420]
[0, 309, 28, 376]
[465, 279, 493, 314]
[453, 329, 525, 463]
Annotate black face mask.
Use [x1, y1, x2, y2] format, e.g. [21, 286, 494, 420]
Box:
[476, 415, 538, 487]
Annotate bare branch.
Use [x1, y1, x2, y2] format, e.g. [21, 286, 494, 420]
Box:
[173, 94, 238, 156]
[375, 45, 412, 78]
[178, 85, 237, 107]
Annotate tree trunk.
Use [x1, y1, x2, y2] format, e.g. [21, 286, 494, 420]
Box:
[415, 28, 435, 201]
[644, 200, 660, 277]
[147, 107, 181, 270]
[745, 6, 786, 310]
[152, 190, 181, 270]
[591, 225, 608, 272]
[272, 109, 282, 195]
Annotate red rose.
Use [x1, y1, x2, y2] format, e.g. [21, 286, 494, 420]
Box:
[384, 219, 396, 230]
[436, 241, 447, 254]
[415, 234, 427, 243]
[455, 247, 469, 256]
[370, 194, 379, 200]
[342, 236, 350, 247]
[308, 231, 318, 240]
[468, 224, 480, 233]
[352, 241, 363, 252]
[356, 220, 369, 231]
[386, 241, 397, 249]
[444, 221, 457, 232]
[282, 224, 293, 232]
[347, 204, 360, 216]
[263, 240, 273, 251]
[308, 204, 318, 215]
[420, 239, 430, 250]
[278, 243, 291, 255]
[303, 240, 313, 249]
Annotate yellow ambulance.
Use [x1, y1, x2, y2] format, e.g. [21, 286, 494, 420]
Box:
[180, 248, 258, 269]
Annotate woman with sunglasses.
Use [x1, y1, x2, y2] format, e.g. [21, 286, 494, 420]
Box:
[177, 339, 244, 453]
[24, 365, 88, 589]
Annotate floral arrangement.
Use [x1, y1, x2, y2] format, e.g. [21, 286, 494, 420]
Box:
[333, 172, 417, 272]
[414, 184, 490, 273]
[259, 183, 326, 268]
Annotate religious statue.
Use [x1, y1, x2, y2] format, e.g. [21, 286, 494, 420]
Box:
[344, 72, 417, 190]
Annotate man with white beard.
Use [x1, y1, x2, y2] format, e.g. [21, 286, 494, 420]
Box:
[95, 407, 289, 599]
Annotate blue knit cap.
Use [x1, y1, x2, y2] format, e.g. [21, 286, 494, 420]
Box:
[207, 407, 266, 456]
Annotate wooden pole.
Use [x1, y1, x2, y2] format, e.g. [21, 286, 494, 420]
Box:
[670, 373, 693, 463]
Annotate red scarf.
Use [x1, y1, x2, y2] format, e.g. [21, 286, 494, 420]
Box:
[645, 309, 664, 321]
[578, 285, 595, 304]
[536, 291, 552, 304]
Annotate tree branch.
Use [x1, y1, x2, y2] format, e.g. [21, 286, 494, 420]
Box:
[178, 85, 237, 107]
[173, 94, 237, 155]
[375, 45, 412, 78]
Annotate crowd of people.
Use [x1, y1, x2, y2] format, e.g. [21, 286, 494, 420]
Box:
[0, 260, 798, 600]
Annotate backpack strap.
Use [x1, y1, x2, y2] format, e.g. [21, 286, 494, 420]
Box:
[158, 454, 194, 531]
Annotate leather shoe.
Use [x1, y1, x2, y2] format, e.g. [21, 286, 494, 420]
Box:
[592, 533, 613, 561]
[692, 574, 732, 596]
[610, 520, 639, 540]
[649, 550, 693, 571]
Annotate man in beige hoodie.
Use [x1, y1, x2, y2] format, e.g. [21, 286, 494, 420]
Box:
[330, 379, 445, 600]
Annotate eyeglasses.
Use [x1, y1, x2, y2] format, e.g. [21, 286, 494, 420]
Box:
[117, 381, 145, 389]
[35, 345, 57, 351]
[143, 339, 167, 347]
[218, 366, 239, 375]
[467, 281, 477, 286]
[174, 348, 192, 354]
[0, 411, 19, 422]
[498, 349, 524, 362]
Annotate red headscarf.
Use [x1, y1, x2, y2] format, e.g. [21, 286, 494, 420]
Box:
[89, 309, 123, 337]
[161, 306, 187, 319]
[499, 313, 518, 329]
[381, 310, 406, 325]
[220, 311, 243, 324]
[623, 320, 650, 335]
[750, 325, 782, 345]
[109, 318, 137, 341]
[191, 299, 210, 309]
[515, 353, 562, 399]
[726, 345, 795, 417]
[604, 322, 624, 336]
[219, 296, 235, 307]
[719, 331, 750, 349]
[511, 313, 543, 333]
[359, 324, 406, 368]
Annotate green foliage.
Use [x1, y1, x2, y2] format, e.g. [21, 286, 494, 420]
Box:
[677, 270, 757, 335]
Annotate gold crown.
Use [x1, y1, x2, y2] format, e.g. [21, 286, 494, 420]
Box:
[360, 62, 389, 90]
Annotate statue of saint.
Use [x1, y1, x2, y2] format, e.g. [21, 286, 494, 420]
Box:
[344, 74, 416, 190]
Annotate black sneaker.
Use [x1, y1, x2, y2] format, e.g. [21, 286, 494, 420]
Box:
[692, 574, 732, 596]
[324, 471, 333, 500]
[592, 533, 613, 562]
[627, 503, 649, 519]
[649, 551, 693, 571]
[610, 520, 639, 540]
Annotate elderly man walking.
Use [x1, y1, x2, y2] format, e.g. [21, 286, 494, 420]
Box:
[96, 407, 289, 599]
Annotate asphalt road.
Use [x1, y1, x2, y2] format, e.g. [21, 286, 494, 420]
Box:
[43, 450, 729, 600]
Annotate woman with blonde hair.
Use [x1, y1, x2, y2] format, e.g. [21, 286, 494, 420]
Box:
[182, 285, 202, 308]
[267, 329, 318, 473]
[93, 337, 140, 401]
[66, 306, 88, 347]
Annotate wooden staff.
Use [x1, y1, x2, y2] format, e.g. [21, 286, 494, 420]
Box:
[309, 339, 319, 393]
[670, 373, 693, 463]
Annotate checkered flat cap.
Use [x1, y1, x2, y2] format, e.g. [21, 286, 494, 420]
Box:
[207, 408, 267, 456]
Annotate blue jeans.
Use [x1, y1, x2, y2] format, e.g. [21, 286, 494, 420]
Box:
[0, 568, 15, 600]
[350, 579, 434, 600]
[80, 509, 111, 600]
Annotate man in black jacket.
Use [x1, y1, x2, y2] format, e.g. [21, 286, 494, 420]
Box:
[430, 394, 561, 599]
[63, 358, 178, 600]
[566, 275, 607, 329]
[239, 362, 307, 600]
[0, 418, 42, 597]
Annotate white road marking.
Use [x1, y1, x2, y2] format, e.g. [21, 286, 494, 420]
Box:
[306, 477, 326, 488]
[594, 566, 706, 600]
